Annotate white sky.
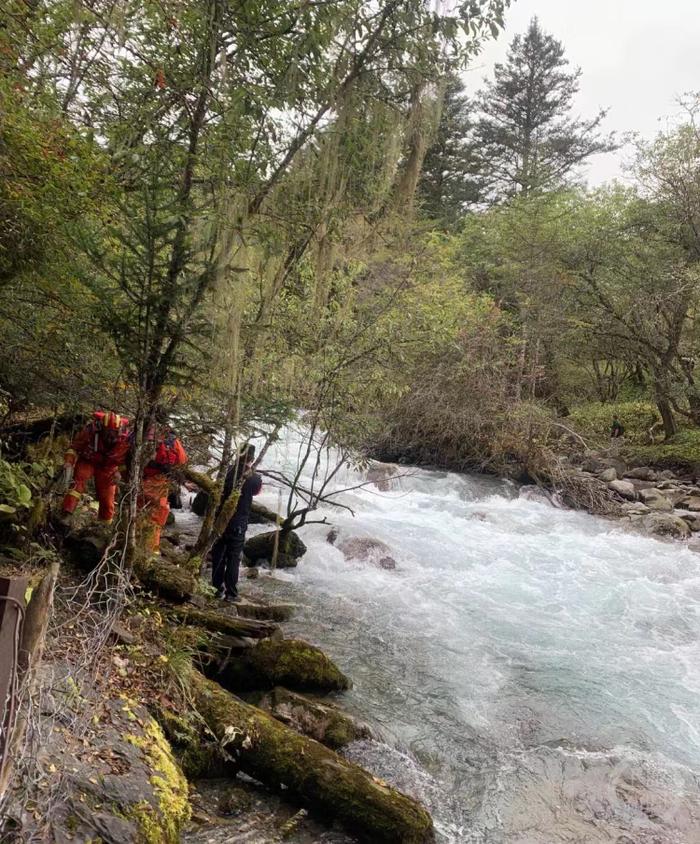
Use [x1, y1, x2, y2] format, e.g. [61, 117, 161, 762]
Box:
[463, 0, 700, 185]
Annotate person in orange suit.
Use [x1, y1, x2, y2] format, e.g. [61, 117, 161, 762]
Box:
[141, 417, 187, 553]
[62, 411, 130, 523]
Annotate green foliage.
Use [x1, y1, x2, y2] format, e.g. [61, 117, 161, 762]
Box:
[624, 429, 700, 470]
[0, 456, 33, 518]
[566, 401, 660, 446]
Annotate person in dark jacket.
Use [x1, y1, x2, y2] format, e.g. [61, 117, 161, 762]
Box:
[211, 444, 262, 602]
[610, 416, 625, 439]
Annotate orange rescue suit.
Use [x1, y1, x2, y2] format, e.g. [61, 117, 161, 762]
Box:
[141, 430, 187, 552]
[62, 412, 130, 523]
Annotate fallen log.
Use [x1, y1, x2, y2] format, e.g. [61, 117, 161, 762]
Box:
[191, 671, 434, 844]
[133, 555, 196, 603]
[167, 605, 281, 641]
[211, 637, 350, 693]
[257, 686, 373, 749]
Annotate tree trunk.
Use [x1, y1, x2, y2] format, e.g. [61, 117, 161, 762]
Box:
[190, 671, 435, 843]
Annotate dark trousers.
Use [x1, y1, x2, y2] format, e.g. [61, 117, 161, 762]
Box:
[211, 529, 245, 596]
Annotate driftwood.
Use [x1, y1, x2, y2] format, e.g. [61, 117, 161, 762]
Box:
[167, 605, 281, 641]
[210, 638, 350, 694]
[191, 671, 434, 844]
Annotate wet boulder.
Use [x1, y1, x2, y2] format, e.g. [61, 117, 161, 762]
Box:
[328, 532, 397, 570]
[244, 529, 306, 568]
[598, 467, 618, 482]
[642, 512, 691, 539]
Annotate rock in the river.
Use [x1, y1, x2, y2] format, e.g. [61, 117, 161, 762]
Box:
[624, 467, 657, 481]
[643, 512, 691, 539]
[329, 533, 397, 570]
[598, 467, 618, 482]
[244, 529, 307, 568]
[608, 480, 637, 500]
[258, 686, 373, 749]
[639, 488, 673, 511]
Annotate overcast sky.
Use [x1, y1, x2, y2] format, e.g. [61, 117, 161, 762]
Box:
[463, 0, 700, 185]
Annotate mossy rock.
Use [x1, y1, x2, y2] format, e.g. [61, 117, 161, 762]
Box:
[243, 530, 307, 567]
[214, 638, 350, 693]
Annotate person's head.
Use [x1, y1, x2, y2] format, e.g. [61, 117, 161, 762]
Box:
[95, 410, 128, 445]
[239, 443, 256, 468]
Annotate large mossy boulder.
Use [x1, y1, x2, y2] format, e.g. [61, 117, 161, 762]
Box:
[258, 686, 372, 749]
[212, 638, 350, 693]
[14, 691, 190, 844]
[243, 529, 306, 568]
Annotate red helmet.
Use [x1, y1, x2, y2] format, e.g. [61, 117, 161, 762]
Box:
[94, 411, 128, 432]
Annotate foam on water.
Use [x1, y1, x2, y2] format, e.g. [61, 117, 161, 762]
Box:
[234, 427, 700, 841]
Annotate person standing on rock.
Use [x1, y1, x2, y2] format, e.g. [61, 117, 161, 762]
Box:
[211, 443, 262, 602]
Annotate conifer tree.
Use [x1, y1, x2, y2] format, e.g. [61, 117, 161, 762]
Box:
[473, 17, 615, 200]
[418, 74, 481, 226]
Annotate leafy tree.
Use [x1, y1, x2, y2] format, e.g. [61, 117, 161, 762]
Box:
[472, 17, 615, 200]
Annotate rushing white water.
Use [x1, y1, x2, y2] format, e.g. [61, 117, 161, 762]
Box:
[234, 427, 700, 842]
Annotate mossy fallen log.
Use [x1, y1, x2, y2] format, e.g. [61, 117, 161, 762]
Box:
[257, 686, 373, 749]
[168, 605, 281, 640]
[133, 555, 197, 603]
[211, 637, 350, 693]
[191, 671, 434, 844]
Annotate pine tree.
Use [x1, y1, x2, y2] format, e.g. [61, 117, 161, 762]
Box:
[473, 17, 615, 200]
[418, 74, 481, 226]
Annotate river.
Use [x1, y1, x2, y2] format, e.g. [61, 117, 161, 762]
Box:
[199, 427, 700, 843]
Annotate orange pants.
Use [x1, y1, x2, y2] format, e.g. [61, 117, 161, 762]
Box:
[140, 474, 170, 552]
[62, 460, 117, 522]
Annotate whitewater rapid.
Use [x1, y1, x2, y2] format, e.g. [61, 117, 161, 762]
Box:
[227, 429, 700, 842]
